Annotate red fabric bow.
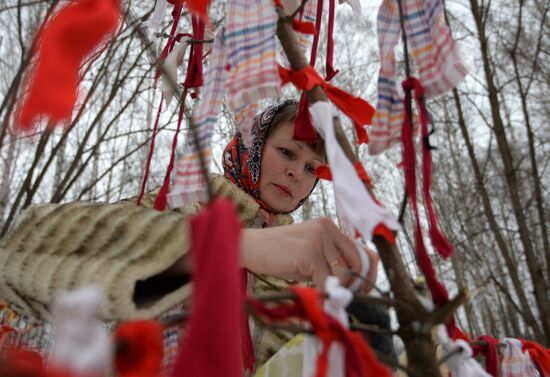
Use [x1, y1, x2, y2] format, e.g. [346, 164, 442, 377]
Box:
[115, 320, 163, 377]
[249, 286, 392, 377]
[171, 199, 249, 377]
[16, 0, 120, 130]
[520, 339, 550, 377]
[278, 65, 374, 144]
[292, 20, 317, 34]
[183, 16, 205, 94]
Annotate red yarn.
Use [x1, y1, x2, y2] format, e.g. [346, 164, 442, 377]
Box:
[114, 320, 163, 377]
[136, 96, 163, 206]
[16, 0, 120, 130]
[520, 339, 550, 377]
[154, 88, 189, 211]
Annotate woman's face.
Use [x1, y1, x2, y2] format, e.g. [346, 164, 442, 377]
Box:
[259, 121, 324, 212]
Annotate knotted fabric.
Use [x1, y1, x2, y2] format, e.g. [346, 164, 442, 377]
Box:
[114, 320, 163, 377]
[15, 0, 120, 130]
[368, 0, 467, 154]
[171, 199, 248, 377]
[279, 65, 374, 144]
[472, 335, 500, 377]
[248, 284, 392, 377]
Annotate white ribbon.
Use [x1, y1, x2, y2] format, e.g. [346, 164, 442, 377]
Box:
[51, 286, 112, 375]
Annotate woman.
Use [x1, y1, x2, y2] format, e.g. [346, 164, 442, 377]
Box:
[0, 100, 380, 370]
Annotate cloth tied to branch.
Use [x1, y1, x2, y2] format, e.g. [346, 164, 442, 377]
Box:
[472, 335, 500, 377]
[520, 339, 550, 377]
[278, 65, 374, 144]
[15, 0, 120, 131]
[368, 0, 467, 154]
[308, 101, 400, 243]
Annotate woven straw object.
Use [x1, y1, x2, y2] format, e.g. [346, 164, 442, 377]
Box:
[0, 175, 292, 321]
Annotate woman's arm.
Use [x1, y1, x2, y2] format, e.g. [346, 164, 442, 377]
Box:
[165, 217, 379, 291]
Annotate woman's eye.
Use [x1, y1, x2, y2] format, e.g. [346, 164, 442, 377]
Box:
[278, 148, 293, 158]
[306, 164, 316, 174]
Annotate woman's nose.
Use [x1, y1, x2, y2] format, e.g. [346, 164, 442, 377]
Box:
[287, 165, 302, 180]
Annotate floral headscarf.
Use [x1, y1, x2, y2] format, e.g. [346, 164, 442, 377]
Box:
[222, 100, 317, 214]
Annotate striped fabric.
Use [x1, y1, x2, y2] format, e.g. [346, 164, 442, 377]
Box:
[368, 0, 467, 155]
[225, 0, 281, 112]
[167, 30, 226, 209]
[169, 0, 282, 208]
[501, 339, 541, 377]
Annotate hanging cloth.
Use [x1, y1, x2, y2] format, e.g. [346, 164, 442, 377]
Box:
[225, 0, 281, 145]
[171, 199, 248, 377]
[15, 0, 120, 130]
[500, 338, 541, 377]
[167, 29, 227, 208]
[368, 0, 467, 155]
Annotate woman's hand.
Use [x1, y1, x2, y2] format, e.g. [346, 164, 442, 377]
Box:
[240, 217, 379, 292]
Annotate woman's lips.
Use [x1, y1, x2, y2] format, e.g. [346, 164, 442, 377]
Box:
[273, 184, 292, 197]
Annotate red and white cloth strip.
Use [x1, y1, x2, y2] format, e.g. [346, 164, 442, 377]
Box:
[167, 30, 226, 208]
[500, 339, 540, 377]
[368, 0, 467, 155]
[225, 0, 281, 147]
[309, 101, 400, 241]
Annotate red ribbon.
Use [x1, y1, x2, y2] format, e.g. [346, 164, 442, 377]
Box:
[155, 1, 184, 82]
[325, 0, 339, 81]
[15, 0, 120, 130]
[278, 65, 374, 144]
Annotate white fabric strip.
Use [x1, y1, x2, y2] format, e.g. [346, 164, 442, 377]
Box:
[161, 40, 189, 106]
[308, 101, 401, 241]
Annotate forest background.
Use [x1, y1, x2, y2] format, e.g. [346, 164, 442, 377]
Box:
[0, 0, 548, 346]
